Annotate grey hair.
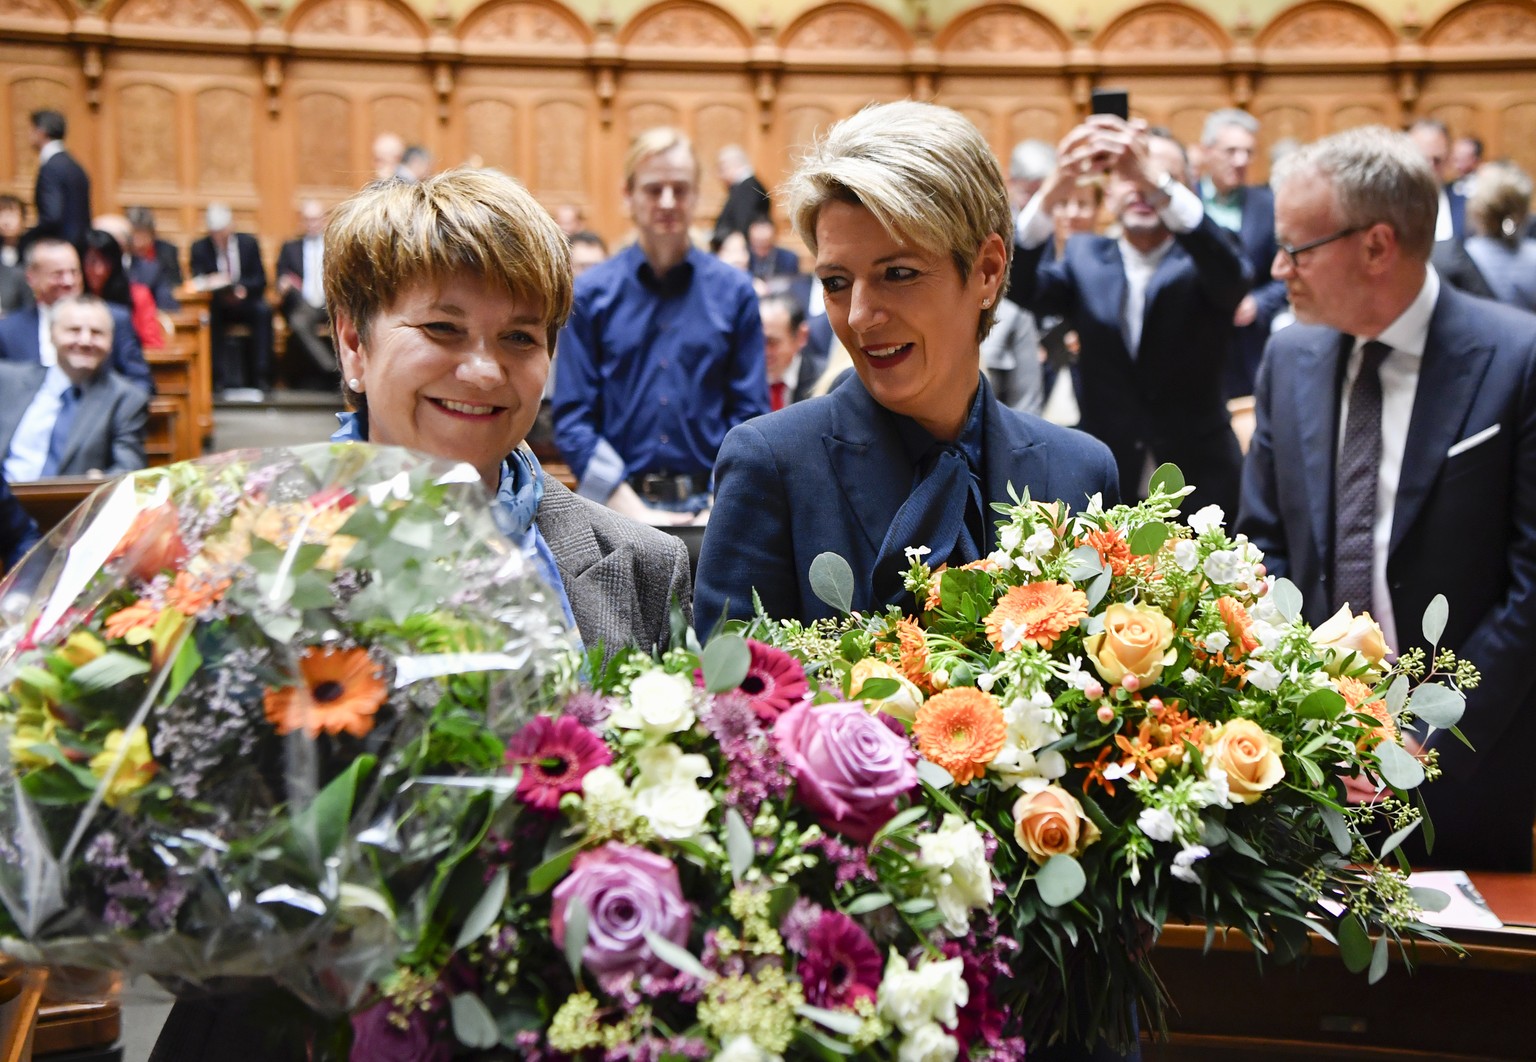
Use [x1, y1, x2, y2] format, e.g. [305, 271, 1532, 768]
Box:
[786, 100, 1013, 342]
[1271, 125, 1438, 262]
[1202, 108, 1259, 146]
[1009, 138, 1057, 182]
[206, 202, 233, 232]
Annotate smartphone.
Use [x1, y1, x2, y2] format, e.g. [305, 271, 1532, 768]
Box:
[1090, 89, 1129, 121]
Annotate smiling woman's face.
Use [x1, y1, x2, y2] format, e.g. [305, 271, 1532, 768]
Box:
[336, 271, 550, 490]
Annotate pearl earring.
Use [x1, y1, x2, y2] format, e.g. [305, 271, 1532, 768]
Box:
[348, 378, 362, 391]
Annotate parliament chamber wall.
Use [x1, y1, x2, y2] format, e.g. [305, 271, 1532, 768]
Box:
[2, 0, 1535, 256]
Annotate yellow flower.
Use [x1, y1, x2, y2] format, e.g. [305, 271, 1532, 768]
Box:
[8, 712, 61, 771]
[850, 658, 924, 722]
[88, 727, 158, 808]
[57, 632, 106, 669]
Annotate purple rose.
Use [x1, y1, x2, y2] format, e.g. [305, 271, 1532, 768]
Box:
[774, 702, 918, 844]
[350, 997, 450, 1062]
[550, 842, 693, 988]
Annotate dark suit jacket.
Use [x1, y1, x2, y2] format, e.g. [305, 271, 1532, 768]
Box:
[0, 304, 152, 395]
[694, 373, 1121, 631]
[712, 174, 770, 247]
[190, 232, 267, 301]
[1431, 238, 1495, 301]
[130, 238, 183, 310]
[0, 362, 147, 477]
[1225, 184, 1288, 398]
[0, 471, 37, 572]
[1009, 216, 1250, 513]
[1236, 284, 1536, 870]
[0, 264, 29, 315]
[1446, 185, 1468, 243]
[750, 246, 800, 280]
[27, 149, 91, 251]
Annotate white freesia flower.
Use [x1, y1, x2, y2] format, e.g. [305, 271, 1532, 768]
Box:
[581, 765, 633, 810]
[899, 1024, 960, 1062]
[1137, 807, 1177, 842]
[916, 815, 995, 936]
[1188, 504, 1226, 535]
[612, 670, 696, 736]
[1171, 844, 1211, 883]
[999, 523, 1024, 553]
[714, 1036, 782, 1062]
[1060, 654, 1094, 691]
[1245, 660, 1284, 692]
[904, 544, 933, 563]
[1022, 527, 1056, 557]
[878, 953, 969, 1034]
[1192, 765, 1232, 809]
[1203, 550, 1245, 585]
[1203, 630, 1231, 653]
[1173, 539, 1200, 572]
[989, 696, 1067, 788]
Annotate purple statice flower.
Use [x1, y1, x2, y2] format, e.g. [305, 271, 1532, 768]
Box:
[701, 690, 762, 744]
[561, 689, 618, 729]
[806, 832, 878, 889]
[779, 898, 825, 956]
[147, 878, 191, 931]
[153, 644, 270, 799]
[699, 929, 745, 982]
[102, 899, 133, 930]
[700, 692, 791, 826]
[941, 922, 1027, 1062]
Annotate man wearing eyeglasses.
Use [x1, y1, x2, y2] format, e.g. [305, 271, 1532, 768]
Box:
[1238, 125, 1536, 873]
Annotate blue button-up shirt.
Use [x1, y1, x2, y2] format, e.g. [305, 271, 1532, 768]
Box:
[552, 243, 769, 500]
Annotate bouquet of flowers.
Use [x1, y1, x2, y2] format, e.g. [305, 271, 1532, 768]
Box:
[0, 443, 573, 1012]
[738, 465, 1473, 1051]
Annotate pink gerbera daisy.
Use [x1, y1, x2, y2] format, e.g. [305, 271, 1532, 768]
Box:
[737, 640, 810, 723]
[798, 911, 883, 1009]
[505, 716, 611, 812]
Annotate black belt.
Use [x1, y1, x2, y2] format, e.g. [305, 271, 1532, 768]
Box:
[628, 471, 710, 504]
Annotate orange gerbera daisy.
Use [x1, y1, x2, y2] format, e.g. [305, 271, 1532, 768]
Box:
[103, 600, 160, 641]
[263, 647, 387, 739]
[1339, 675, 1398, 749]
[913, 687, 1006, 785]
[884, 617, 936, 693]
[983, 582, 1089, 652]
[1216, 596, 1260, 655]
[163, 571, 231, 617]
[1082, 528, 1132, 577]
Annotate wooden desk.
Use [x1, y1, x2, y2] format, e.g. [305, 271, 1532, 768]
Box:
[10, 477, 105, 538]
[167, 291, 213, 451]
[1145, 873, 1536, 1061]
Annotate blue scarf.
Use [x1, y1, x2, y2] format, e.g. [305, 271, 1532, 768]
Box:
[331, 412, 578, 633]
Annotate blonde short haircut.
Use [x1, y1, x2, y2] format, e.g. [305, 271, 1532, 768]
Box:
[785, 100, 1013, 341]
[324, 167, 573, 412]
[624, 127, 699, 191]
[1468, 160, 1533, 246]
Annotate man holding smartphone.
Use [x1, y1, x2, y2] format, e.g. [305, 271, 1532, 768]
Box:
[1007, 111, 1250, 515]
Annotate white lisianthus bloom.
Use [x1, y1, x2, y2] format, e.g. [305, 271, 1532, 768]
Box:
[1022, 527, 1056, 557]
[915, 815, 995, 936]
[1192, 765, 1232, 809]
[580, 765, 634, 813]
[612, 670, 696, 736]
[1203, 630, 1231, 653]
[989, 696, 1068, 788]
[1245, 660, 1284, 692]
[714, 1036, 782, 1062]
[1173, 539, 1200, 572]
[878, 953, 969, 1034]
[1187, 504, 1226, 535]
[1137, 806, 1177, 842]
[632, 744, 715, 840]
[1203, 550, 1245, 585]
[976, 671, 997, 693]
[1171, 844, 1211, 883]
[635, 743, 712, 787]
[899, 1024, 960, 1062]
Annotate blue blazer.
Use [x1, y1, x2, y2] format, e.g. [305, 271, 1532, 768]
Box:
[0, 304, 153, 395]
[0, 471, 38, 572]
[1236, 284, 1536, 870]
[1009, 215, 1249, 515]
[694, 373, 1120, 631]
[27, 150, 91, 252]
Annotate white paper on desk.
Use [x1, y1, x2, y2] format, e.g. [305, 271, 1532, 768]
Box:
[1408, 870, 1504, 930]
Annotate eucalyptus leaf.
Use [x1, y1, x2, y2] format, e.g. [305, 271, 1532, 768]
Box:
[1383, 674, 1409, 716]
[1269, 578, 1303, 623]
[843, 892, 892, 915]
[450, 992, 501, 1049]
[701, 635, 750, 694]
[67, 652, 151, 696]
[1337, 913, 1371, 973]
[529, 843, 581, 895]
[725, 807, 754, 883]
[1378, 819, 1420, 860]
[1411, 886, 1451, 914]
[453, 866, 509, 951]
[1408, 684, 1465, 730]
[809, 552, 855, 615]
[1128, 522, 1169, 557]
[1421, 594, 1448, 647]
[1035, 853, 1086, 907]
[1064, 545, 1104, 581]
[564, 897, 589, 979]
[1298, 688, 1346, 721]
[1086, 569, 1112, 610]
[1320, 804, 1352, 856]
[1149, 462, 1185, 497]
[916, 758, 954, 789]
[1368, 932, 1391, 984]
[1377, 741, 1425, 790]
[897, 897, 935, 914]
[643, 930, 712, 982]
[796, 1004, 866, 1037]
[795, 1028, 856, 1057]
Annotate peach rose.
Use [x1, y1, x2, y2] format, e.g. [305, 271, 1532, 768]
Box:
[1203, 718, 1284, 804]
[1312, 605, 1389, 668]
[110, 503, 188, 583]
[1083, 603, 1176, 687]
[1012, 784, 1101, 865]
[850, 657, 924, 723]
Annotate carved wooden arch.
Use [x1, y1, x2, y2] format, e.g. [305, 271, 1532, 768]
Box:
[619, 0, 751, 51]
[1256, 1, 1396, 52]
[779, 1, 912, 55]
[104, 0, 256, 33]
[285, 0, 429, 41]
[0, 0, 77, 28]
[1093, 1, 1230, 57]
[936, 3, 1070, 57]
[1424, 0, 1536, 46]
[458, 0, 590, 47]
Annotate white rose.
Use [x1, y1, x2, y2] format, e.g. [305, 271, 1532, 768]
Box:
[1202, 550, 1244, 585]
[878, 953, 969, 1034]
[1173, 539, 1200, 572]
[714, 1036, 781, 1062]
[634, 781, 715, 840]
[612, 670, 696, 736]
[1136, 807, 1176, 842]
[915, 815, 995, 936]
[634, 743, 712, 787]
[899, 1024, 959, 1062]
[1187, 504, 1226, 535]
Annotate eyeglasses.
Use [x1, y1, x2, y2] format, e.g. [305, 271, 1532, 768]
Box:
[1276, 226, 1361, 267]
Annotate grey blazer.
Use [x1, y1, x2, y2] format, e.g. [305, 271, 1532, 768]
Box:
[536, 472, 691, 657]
[0, 361, 148, 478]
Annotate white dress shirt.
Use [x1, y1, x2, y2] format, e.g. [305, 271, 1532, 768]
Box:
[5, 364, 73, 482]
[38, 141, 63, 166]
[1335, 266, 1440, 655]
[1434, 186, 1454, 243]
[36, 304, 55, 368]
[302, 236, 325, 308]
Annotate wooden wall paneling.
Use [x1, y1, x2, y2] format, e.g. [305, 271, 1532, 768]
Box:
[292, 85, 357, 195]
[1255, 0, 1397, 65]
[1425, 0, 1536, 63]
[457, 0, 590, 61]
[935, 2, 1071, 70]
[1093, 1, 1231, 71]
[3, 52, 76, 201]
[778, 2, 911, 70]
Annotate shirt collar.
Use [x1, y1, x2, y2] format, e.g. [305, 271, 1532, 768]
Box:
[772, 353, 801, 388]
[1200, 177, 1242, 207]
[1368, 266, 1439, 359]
[891, 375, 988, 472]
[1118, 234, 1175, 268]
[38, 142, 63, 165]
[44, 363, 72, 397]
[631, 243, 697, 295]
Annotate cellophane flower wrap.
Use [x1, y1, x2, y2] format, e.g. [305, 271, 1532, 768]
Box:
[730, 465, 1476, 1053]
[0, 443, 574, 1012]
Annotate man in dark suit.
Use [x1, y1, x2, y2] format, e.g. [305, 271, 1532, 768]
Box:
[0, 294, 147, 481]
[24, 110, 90, 255]
[1237, 125, 1536, 872]
[274, 199, 336, 385]
[711, 144, 770, 250]
[758, 293, 823, 411]
[125, 205, 182, 311]
[1200, 109, 1287, 399]
[190, 203, 272, 397]
[746, 217, 800, 280]
[1010, 117, 1250, 514]
[0, 239, 152, 394]
[1409, 118, 1466, 243]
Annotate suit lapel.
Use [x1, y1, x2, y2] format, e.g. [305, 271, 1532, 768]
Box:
[57, 375, 112, 473]
[1140, 242, 1188, 350]
[1295, 330, 1348, 559]
[824, 379, 911, 555]
[1390, 289, 1496, 555]
[0, 365, 44, 457]
[1085, 239, 1131, 361]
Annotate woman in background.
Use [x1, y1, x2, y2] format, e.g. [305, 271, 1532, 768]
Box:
[1463, 160, 1536, 312]
[82, 228, 165, 349]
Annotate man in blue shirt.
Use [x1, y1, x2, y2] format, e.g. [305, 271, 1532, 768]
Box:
[553, 128, 768, 521]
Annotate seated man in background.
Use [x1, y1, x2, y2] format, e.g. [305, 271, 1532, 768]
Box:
[275, 199, 336, 387]
[758, 292, 822, 410]
[190, 203, 272, 399]
[125, 205, 182, 310]
[0, 238, 152, 394]
[746, 216, 799, 280]
[0, 293, 147, 481]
